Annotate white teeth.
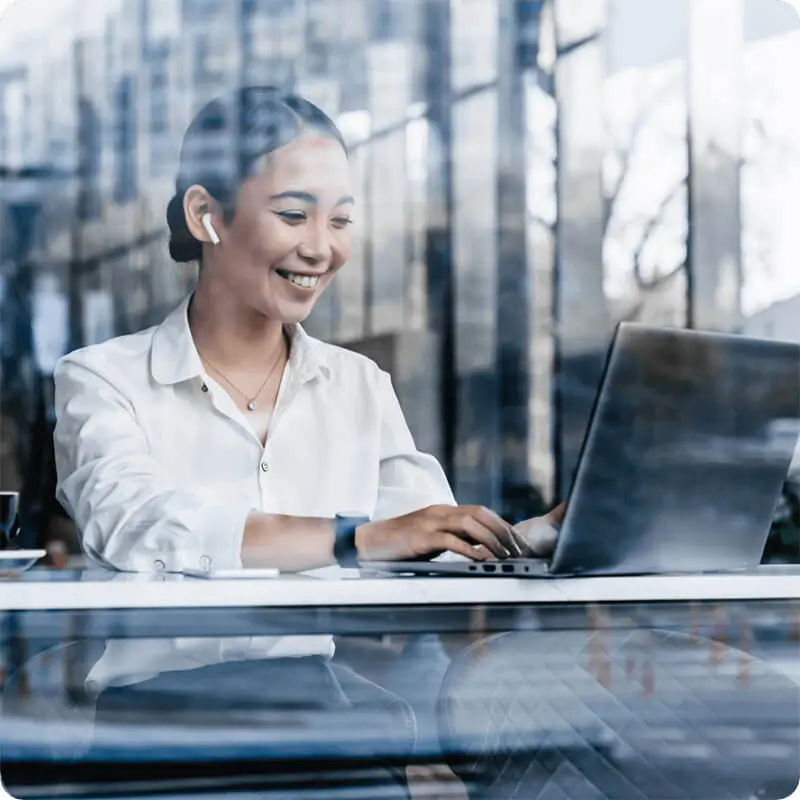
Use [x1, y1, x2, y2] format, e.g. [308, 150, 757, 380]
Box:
[284, 272, 319, 289]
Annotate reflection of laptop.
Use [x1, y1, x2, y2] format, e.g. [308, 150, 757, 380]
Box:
[373, 324, 800, 579]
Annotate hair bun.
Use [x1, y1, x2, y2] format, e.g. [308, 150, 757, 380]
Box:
[166, 193, 202, 263]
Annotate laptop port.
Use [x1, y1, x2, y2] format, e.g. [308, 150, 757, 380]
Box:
[502, 564, 514, 573]
[483, 564, 496, 573]
[469, 565, 478, 571]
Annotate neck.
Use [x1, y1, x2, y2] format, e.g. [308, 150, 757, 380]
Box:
[188, 276, 286, 368]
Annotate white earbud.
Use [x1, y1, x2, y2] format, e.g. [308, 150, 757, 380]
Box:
[201, 213, 220, 245]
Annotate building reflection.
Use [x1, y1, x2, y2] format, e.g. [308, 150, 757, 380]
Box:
[0, 0, 797, 559]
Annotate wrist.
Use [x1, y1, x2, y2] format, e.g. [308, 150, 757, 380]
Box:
[354, 520, 379, 561]
[333, 513, 371, 567]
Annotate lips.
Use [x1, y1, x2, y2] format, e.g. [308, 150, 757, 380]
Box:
[276, 269, 321, 289]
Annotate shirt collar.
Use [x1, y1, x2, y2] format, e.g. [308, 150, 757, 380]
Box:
[150, 294, 330, 387]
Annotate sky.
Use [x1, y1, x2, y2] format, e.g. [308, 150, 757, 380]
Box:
[608, 0, 799, 72]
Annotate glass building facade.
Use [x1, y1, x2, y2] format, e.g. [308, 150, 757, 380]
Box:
[0, 0, 798, 557]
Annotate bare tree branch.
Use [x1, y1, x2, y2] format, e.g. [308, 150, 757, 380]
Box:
[631, 176, 687, 291]
[618, 298, 646, 322]
[556, 33, 600, 59]
[604, 76, 682, 237]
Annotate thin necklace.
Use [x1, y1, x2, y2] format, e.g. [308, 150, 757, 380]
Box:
[199, 337, 287, 412]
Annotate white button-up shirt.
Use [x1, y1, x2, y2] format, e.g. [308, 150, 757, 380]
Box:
[53, 295, 455, 688]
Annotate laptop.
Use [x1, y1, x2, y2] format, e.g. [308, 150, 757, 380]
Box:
[372, 323, 800, 578]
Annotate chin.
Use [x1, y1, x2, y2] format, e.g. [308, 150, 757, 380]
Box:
[256, 272, 330, 324]
[280, 308, 315, 326]
[267, 297, 319, 326]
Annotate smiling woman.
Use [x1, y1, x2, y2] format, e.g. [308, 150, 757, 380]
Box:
[49, 84, 561, 797]
[52, 83, 561, 583]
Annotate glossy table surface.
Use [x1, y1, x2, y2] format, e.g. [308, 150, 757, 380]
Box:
[0, 564, 798, 610]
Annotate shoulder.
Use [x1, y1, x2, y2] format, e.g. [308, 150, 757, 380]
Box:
[303, 333, 387, 385]
[299, 334, 399, 416]
[54, 325, 158, 388]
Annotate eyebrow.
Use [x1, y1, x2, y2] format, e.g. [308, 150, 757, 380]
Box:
[269, 191, 355, 207]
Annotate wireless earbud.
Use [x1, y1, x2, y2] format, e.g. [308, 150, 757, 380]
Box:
[201, 213, 220, 245]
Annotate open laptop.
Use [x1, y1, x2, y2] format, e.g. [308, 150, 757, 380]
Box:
[372, 323, 800, 578]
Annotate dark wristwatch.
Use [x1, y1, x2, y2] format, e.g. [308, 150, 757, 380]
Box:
[333, 513, 370, 568]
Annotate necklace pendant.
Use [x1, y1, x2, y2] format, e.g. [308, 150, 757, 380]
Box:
[247, 400, 257, 411]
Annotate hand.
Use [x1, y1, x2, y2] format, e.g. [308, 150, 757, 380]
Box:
[355, 505, 523, 562]
[512, 502, 565, 558]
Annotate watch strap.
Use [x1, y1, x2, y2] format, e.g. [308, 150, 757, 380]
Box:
[333, 514, 369, 568]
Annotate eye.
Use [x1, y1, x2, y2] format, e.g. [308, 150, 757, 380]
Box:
[331, 217, 354, 230]
[276, 211, 306, 224]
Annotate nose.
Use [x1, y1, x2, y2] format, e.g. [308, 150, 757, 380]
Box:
[297, 223, 333, 268]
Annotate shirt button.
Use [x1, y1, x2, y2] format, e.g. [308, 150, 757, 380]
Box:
[260, 461, 270, 473]
[153, 559, 166, 572]
[201, 383, 209, 393]
[199, 555, 212, 571]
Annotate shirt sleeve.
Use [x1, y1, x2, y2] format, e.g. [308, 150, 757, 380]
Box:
[373, 369, 456, 520]
[53, 355, 251, 573]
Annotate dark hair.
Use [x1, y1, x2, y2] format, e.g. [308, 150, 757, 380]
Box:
[167, 86, 347, 263]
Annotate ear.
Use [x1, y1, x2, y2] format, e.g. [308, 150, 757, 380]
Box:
[183, 185, 222, 245]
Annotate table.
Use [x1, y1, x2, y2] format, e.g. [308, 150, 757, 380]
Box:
[1, 566, 798, 799]
[2, 564, 799, 610]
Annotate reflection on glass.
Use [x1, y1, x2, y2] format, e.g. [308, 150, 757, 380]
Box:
[298, 78, 341, 341]
[451, 0, 500, 507]
[336, 124, 370, 342]
[1, 589, 798, 799]
[603, 0, 689, 330]
[0, 0, 795, 579]
[367, 40, 412, 335]
[525, 0, 558, 504]
[688, 0, 744, 331]
[496, 1, 533, 500]
[740, 1, 800, 320]
[553, 0, 611, 494]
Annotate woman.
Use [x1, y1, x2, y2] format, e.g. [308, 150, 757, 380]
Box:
[54, 85, 559, 577]
[52, 86, 561, 794]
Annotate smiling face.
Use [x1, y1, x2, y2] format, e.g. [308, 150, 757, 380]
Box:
[188, 133, 354, 325]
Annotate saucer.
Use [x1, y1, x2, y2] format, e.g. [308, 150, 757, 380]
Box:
[0, 549, 47, 576]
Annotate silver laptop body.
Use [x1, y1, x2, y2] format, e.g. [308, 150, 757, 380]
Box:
[371, 324, 800, 579]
